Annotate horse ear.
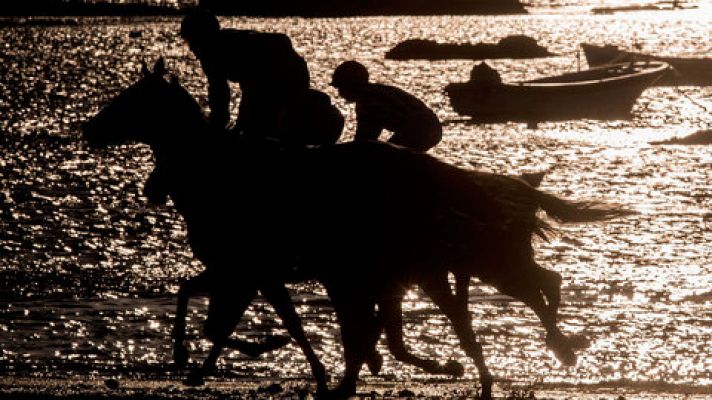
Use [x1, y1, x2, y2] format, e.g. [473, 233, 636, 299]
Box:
[153, 57, 166, 76]
[141, 60, 151, 76]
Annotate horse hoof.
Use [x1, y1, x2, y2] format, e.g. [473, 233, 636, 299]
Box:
[546, 333, 578, 366]
[328, 383, 357, 400]
[173, 344, 189, 369]
[554, 347, 577, 366]
[314, 386, 331, 400]
[183, 371, 205, 387]
[366, 351, 383, 375]
[444, 360, 465, 377]
[566, 334, 590, 349]
[243, 335, 292, 358]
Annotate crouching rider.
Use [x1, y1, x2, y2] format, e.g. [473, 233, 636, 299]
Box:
[331, 60, 442, 152]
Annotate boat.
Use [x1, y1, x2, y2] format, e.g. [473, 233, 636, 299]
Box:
[591, 1, 696, 14]
[445, 61, 669, 125]
[582, 43, 712, 86]
[650, 129, 712, 145]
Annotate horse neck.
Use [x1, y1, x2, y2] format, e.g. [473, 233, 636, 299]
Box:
[149, 110, 208, 166]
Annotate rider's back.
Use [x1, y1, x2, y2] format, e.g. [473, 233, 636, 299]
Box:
[204, 29, 309, 94]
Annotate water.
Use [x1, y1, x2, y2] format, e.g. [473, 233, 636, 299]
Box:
[0, 5, 711, 394]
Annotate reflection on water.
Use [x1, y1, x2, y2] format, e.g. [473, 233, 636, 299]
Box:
[0, 9, 710, 392]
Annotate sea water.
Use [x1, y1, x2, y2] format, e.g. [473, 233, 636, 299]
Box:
[0, 5, 710, 392]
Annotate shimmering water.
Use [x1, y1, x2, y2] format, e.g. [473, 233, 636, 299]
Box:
[0, 7, 710, 394]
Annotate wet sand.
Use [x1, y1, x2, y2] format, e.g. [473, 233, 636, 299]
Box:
[1, 377, 710, 399]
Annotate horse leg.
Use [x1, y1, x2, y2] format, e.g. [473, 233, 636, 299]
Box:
[378, 288, 464, 377]
[327, 284, 380, 398]
[364, 319, 384, 376]
[455, 274, 470, 310]
[222, 333, 292, 358]
[496, 274, 577, 366]
[535, 265, 561, 316]
[420, 275, 493, 400]
[173, 272, 292, 368]
[260, 283, 329, 396]
[173, 271, 210, 369]
[533, 265, 589, 351]
[184, 286, 258, 386]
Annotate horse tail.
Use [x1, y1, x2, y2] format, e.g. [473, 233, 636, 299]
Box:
[533, 188, 635, 224]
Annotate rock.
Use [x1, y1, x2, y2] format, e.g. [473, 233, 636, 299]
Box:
[104, 378, 120, 390]
[258, 383, 284, 394]
[385, 35, 554, 60]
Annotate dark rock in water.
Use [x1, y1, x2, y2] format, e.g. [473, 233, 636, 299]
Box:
[398, 389, 416, 397]
[650, 129, 712, 145]
[258, 383, 284, 394]
[385, 35, 554, 60]
[104, 378, 120, 390]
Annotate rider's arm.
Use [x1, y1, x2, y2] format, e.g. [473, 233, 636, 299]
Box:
[207, 73, 230, 130]
[354, 108, 382, 142]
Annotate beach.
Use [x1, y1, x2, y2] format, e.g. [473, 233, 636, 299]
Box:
[2, 376, 711, 399]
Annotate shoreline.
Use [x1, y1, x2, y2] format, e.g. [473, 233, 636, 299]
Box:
[0, 0, 526, 17]
[1, 377, 710, 399]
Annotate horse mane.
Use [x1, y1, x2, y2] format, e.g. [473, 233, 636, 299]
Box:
[165, 78, 207, 129]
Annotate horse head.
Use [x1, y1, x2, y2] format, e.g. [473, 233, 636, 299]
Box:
[82, 57, 203, 149]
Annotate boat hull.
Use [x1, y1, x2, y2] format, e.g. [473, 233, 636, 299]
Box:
[445, 62, 668, 124]
[582, 44, 712, 86]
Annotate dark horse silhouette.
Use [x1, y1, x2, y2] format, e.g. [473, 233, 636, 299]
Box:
[82, 59, 631, 399]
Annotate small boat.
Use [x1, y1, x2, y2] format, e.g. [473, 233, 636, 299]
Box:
[650, 129, 712, 145]
[591, 0, 696, 14]
[582, 43, 712, 86]
[445, 61, 669, 125]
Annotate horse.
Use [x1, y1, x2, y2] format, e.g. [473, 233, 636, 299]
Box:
[82, 58, 631, 399]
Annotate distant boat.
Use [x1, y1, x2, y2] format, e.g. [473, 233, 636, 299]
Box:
[582, 43, 712, 86]
[650, 129, 712, 145]
[591, 0, 696, 14]
[385, 35, 554, 61]
[445, 61, 669, 126]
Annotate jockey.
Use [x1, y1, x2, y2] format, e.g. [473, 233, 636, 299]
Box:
[179, 8, 312, 142]
[330, 60, 442, 152]
[144, 8, 344, 204]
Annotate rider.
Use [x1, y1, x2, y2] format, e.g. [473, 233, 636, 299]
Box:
[179, 8, 311, 142]
[144, 9, 344, 204]
[330, 60, 442, 152]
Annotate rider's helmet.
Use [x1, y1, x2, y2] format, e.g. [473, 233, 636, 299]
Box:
[331, 61, 370, 88]
[180, 8, 220, 42]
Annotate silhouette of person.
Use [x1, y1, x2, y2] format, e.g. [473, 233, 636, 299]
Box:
[330, 61, 442, 152]
[469, 62, 502, 87]
[144, 9, 344, 204]
[180, 8, 338, 144]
